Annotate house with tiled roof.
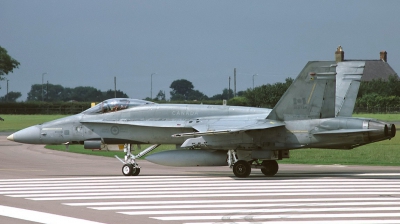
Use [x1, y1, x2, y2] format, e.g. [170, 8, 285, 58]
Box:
[335, 47, 398, 81]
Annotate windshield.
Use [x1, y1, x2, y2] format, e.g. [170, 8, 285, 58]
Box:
[82, 98, 155, 114]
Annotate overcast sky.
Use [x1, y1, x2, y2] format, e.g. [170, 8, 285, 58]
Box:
[1, 0, 400, 101]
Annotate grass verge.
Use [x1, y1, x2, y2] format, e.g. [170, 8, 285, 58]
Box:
[280, 134, 400, 166]
[0, 114, 67, 132]
[353, 113, 400, 121]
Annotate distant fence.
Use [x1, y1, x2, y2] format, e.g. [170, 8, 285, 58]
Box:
[0, 103, 91, 115]
[0, 106, 88, 115]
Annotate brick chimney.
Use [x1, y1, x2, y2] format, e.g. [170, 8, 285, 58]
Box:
[335, 46, 344, 62]
[380, 51, 387, 62]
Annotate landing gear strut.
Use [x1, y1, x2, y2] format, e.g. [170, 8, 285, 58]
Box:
[228, 150, 252, 178]
[227, 150, 279, 178]
[115, 144, 160, 176]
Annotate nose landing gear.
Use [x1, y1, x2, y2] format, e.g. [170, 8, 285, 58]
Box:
[115, 144, 160, 176]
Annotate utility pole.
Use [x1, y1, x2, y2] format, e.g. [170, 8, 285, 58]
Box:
[234, 68, 236, 97]
[46, 81, 49, 101]
[6, 79, 8, 102]
[151, 73, 157, 99]
[252, 73, 258, 89]
[42, 72, 47, 101]
[228, 76, 231, 100]
[114, 76, 117, 98]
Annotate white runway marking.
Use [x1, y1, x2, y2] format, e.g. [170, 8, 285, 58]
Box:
[24, 191, 400, 201]
[186, 221, 400, 224]
[124, 206, 400, 215]
[0, 205, 104, 224]
[8, 187, 400, 198]
[65, 197, 400, 206]
[1, 183, 399, 194]
[99, 202, 400, 211]
[1, 175, 400, 223]
[154, 213, 400, 221]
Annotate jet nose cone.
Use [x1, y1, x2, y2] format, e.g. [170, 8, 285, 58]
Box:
[7, 126, 41, 144]
[6, 134, 14, 141]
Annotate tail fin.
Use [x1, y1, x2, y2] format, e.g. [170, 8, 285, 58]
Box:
[267, 61, 337, 121]
[335, 61, 365, 117]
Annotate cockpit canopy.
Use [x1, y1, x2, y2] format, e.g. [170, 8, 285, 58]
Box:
[82, 98, 155, 114]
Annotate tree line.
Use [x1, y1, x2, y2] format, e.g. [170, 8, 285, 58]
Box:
[152, 78, 293, 108]
[237, 75, 400, 110]
[1, 45, 400, 112]
[154, 79, 242, 102]
[161, 75, 400, 111]
[0, 83, 129, 103]
[26, 84, 128, 102]
[355, 75, 400, 111]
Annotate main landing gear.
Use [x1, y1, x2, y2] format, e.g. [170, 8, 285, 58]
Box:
[115, 144, 160, 176]
[227, 150, 279, 178]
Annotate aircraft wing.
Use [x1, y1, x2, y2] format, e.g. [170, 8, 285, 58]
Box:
[80, 114, 273, 130]
[172, 119, 285, 137]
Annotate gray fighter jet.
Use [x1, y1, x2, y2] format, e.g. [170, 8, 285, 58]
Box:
[7, 61, 396, 177]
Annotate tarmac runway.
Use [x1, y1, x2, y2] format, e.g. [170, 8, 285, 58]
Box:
[1, 135, 400, 224]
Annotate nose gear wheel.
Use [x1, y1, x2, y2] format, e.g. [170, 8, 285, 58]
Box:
[115, 143, 159, 176]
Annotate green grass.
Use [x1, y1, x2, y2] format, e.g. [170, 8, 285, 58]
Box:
[0, 115, 67, 132]
[353, 113, 400, 121]
[4, 114, 400, 166]
[280, 134, 400, 166]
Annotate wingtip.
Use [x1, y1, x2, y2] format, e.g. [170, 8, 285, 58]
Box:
[7, 134, 14, 141]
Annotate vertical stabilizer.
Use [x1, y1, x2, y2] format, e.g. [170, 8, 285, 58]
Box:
[267, 61, 336, 121]
[335, 61, 365, 117]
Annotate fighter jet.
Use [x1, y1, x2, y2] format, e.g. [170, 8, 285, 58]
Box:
[7, 61, 396, 178]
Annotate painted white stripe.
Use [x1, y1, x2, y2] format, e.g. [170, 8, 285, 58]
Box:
[185, 220, 400, 224]
[153, 212, 400, 221]
[6, 185, 400, 196]
[121, 206, 400, 215]
[0, 178, 244, 187]
[1, 176, 399, 186]
[0, 173, 398, 183]
[28, 191, 400, 201]
[93, 201, 400, 211]
[2, 182, 400, 194]
[0, 175, 210, 182]
[0, 205, 104, 224]
[64, 197, 400, 207]
[10, 187, 400, 198]
[357, 173, 400, 176]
